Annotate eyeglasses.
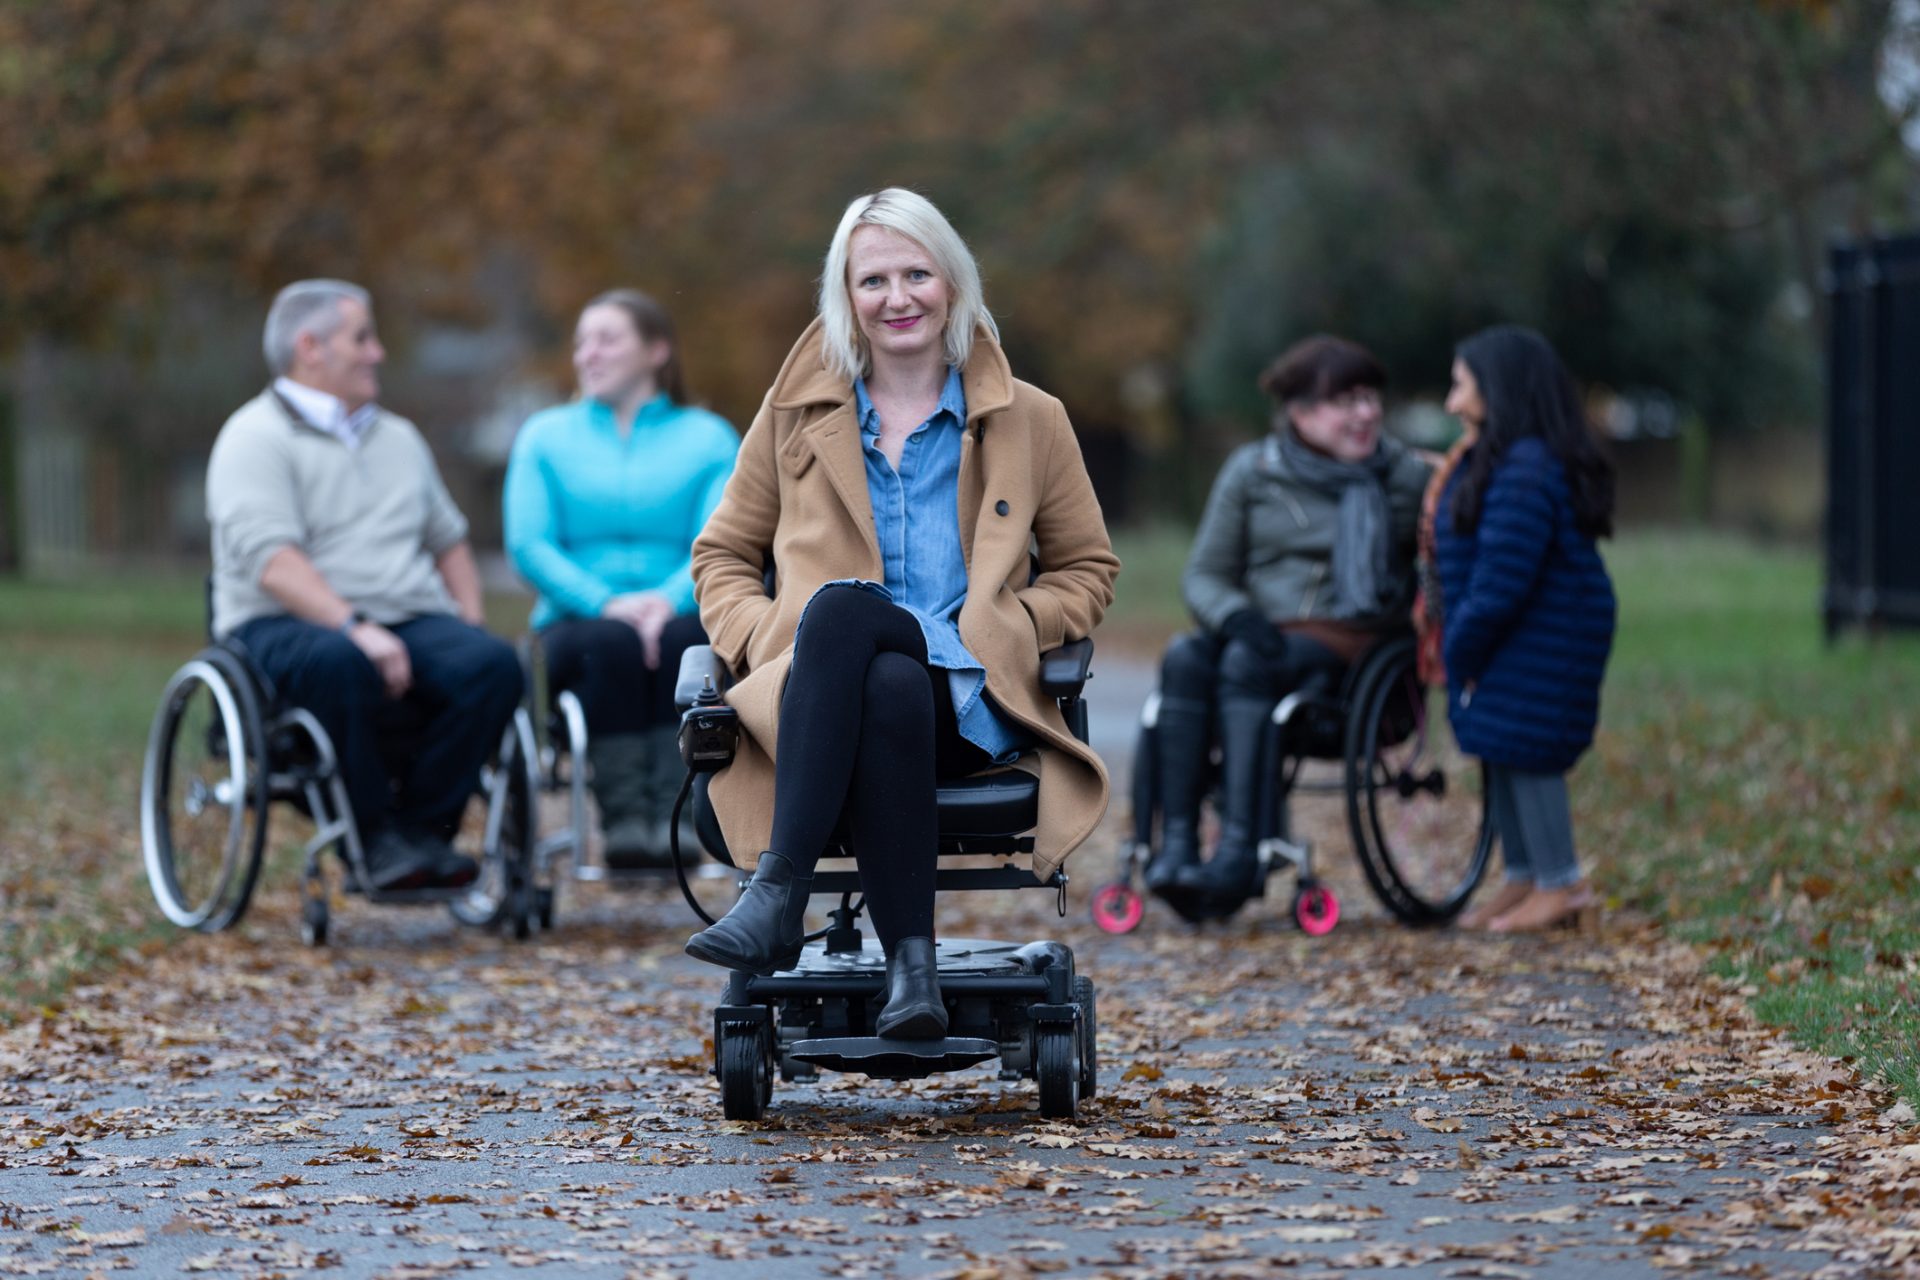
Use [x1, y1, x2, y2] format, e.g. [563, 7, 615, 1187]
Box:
[1319, 389, 1383, 413]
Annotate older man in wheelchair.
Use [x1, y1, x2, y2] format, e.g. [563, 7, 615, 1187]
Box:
[196, 279, 523, 899]
[1139, 336, 1437, 924]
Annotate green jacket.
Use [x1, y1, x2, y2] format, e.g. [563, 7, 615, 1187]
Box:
[1182, 433, 1431, 634]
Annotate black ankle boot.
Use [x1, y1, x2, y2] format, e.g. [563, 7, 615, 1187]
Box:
[1144, 695, 1210, 908]
[875, 937, 947, 1039]
[1173, 694, 1271, 918]
[684, 851, 812, 974]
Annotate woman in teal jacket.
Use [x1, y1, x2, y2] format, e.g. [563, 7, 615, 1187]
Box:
[505, 289, 739, 868]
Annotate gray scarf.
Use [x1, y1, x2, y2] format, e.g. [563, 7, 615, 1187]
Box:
[1270, 428, 1396, 619]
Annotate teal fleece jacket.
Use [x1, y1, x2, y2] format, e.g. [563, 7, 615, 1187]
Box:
[504, 393, 738, 627]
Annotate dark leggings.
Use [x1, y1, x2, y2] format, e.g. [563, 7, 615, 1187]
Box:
[542, 613, 708, 734]
[772, 585, 990, 950]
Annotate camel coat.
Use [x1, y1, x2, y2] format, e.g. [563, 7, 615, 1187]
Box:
[692, 319, 1121, 878]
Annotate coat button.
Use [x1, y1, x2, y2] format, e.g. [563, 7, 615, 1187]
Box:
[995, 500, 1010, 516]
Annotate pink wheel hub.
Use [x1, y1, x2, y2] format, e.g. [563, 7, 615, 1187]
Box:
[1091, 883, 1144, 934]
[1295, 884, 1340, 936]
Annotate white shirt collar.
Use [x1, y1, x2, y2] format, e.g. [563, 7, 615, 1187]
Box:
[273, 376, 379, 449]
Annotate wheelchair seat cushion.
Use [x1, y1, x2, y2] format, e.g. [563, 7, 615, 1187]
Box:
[690, 768, 1040, 868]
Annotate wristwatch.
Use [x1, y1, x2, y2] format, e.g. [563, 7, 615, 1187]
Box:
[338, 610, 368, 634]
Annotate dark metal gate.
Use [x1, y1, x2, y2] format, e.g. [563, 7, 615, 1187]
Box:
[1825, 233, 1920, 636]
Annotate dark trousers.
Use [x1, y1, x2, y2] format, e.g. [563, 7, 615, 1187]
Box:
[772, 585, 990, 951]
[542, 613, 708, 734]
[233, 613, 524, 841]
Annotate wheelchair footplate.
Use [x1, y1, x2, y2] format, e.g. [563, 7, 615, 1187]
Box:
[711, 936, 1095, 1116]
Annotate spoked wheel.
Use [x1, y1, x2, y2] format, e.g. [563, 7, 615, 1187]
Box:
[450, 711, 539, 935]
[141, 650, 270, 932]
[1072, 975, 1099, 1101]
[1344, 637, 1493, 923]
[1035, 1021, 1081, 1120]
[717, 1021, 773, 1121]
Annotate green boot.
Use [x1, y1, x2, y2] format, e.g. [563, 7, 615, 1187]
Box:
[588, 734, 670, 870]
[642, 724, 699, 861]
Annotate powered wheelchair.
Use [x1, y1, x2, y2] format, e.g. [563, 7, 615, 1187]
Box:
[669, 638, 1101, 1122]
[1092, 632, 1493, 934]
[139, 620, 540, 947]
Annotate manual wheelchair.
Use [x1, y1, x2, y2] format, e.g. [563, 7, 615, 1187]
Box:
[670, 638, 1101, 1122]
[506, 632, 733, 935]
[139, 621, 540, 947]
[1092, 632, 1493, 934]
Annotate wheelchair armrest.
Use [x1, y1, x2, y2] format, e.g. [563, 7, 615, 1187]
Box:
[1038, 636, 1094, 701]
[675, 644, 731, 711]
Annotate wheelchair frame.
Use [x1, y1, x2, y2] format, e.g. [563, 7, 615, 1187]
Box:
[672, 638, 1101, 1121]
[140, 637, 540, 947]
[1093, 633, 1494, 933]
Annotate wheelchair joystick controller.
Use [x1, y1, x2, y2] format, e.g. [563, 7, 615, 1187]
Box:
[678, 677, 740, 773]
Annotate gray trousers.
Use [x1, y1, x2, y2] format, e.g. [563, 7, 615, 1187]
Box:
[1486, 765, 1582, 890]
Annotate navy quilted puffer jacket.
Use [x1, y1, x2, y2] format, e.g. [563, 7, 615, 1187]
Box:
[1434, 437, 1616, 772]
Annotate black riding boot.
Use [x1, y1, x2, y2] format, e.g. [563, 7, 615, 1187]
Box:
[684, 852, 812, 974]
[1171, 694, 1271, 918]
[875, 936, 948, 1039]
[1144, 695, 1210, 913]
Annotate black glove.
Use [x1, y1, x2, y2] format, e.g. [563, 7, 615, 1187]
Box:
[1220, 608, 1286, 661]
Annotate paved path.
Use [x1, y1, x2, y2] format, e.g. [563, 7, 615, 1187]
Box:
[3, 655, 1912, 1278]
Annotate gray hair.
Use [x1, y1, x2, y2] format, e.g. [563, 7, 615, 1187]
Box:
[262, 279, 371, 375]
[818, 189, 997, 384]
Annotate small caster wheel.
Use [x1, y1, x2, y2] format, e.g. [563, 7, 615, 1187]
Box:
[508, 880, 532, 941]
[1072, 975, 1098, 1101]
[718, 1023, 772, 1121]
[534, 886, 555, 931]
[1035, 1022, 1080, 1119]
[301, 895, 329, 947]
[1294, 882, 1339, 936]
[1090, 883, 1144, 935]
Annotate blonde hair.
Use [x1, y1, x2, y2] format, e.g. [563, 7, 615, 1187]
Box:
[817, 188, 997, 383]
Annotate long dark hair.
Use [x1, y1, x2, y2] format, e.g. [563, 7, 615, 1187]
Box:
[1449, 325, 1614, 538]
[585, 288, 687, 404]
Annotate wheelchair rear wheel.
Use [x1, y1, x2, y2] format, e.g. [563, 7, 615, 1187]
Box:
[1343, 637, 1493, 923]
[141, 650, 270, 932]
[449, 712, 539, 936]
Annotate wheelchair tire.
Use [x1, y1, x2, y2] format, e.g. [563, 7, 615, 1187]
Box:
[1342, 637, 1494, 924]
[1072, 975, 1098, 1101]
[301, 892, 329, 948]
[141, 650, 270, 932]
[1035, 1022, 1080, 1120]
[450, 712, 539, 934]
[718, 1022, 772, 1121]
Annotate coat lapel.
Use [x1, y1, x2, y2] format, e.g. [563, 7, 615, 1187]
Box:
[805, 406, 881, 568]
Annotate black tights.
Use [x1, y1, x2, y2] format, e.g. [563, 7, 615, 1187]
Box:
[771, 585, 990, 950]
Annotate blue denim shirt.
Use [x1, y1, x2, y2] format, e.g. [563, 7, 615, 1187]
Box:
[844, 366, 1027, 764]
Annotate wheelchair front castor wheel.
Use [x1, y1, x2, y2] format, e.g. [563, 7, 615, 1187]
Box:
[717, 1022, 773, 1121]
[1035, 1022, 1081, 1119]
[534, 886, 555, 930]
[1293, 882, 1339, 936]
[1090, 882, 1144, 935]
[301, 894, 329, 947]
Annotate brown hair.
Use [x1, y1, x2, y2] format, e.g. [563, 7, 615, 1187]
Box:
[584, 288, 687, 404]
[1257, 334, 1387, 407]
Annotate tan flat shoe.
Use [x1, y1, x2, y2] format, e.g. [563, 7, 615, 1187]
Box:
[1456, 879, 1535, 930]
[1486, 882, 1600, 934]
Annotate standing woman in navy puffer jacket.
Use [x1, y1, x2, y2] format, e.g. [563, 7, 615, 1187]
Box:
[1434, 326, 1616, 933]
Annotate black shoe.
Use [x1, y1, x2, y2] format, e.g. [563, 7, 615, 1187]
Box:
[1144, 693, 1210, 916]
[360, 828, 444, 892]
[407, 832, 480, 889]
[1170, 692, 1271, 919]
[875, 937, 947, 1040]
[684, 851, 812, 974]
